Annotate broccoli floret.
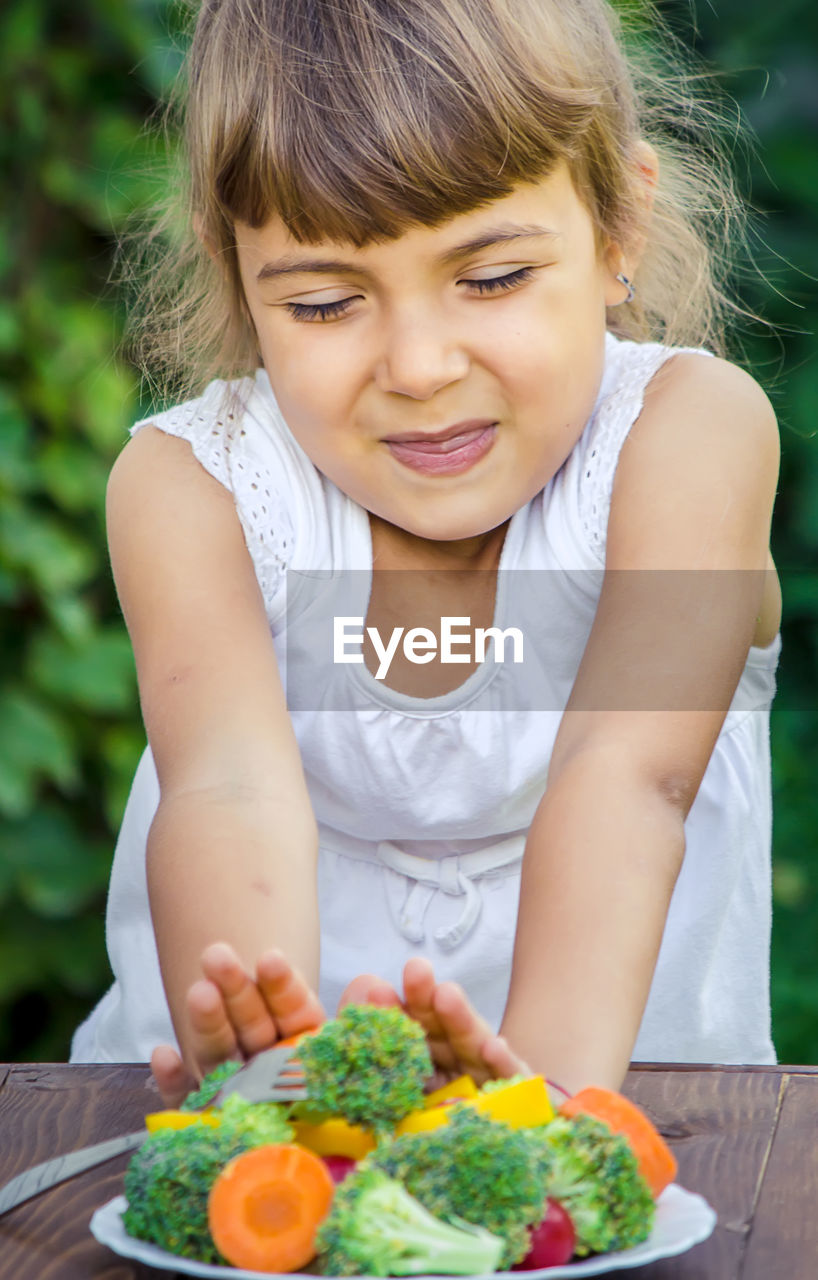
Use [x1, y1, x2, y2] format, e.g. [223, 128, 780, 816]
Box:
[316, 1166, 504, 1276]
[296, 1004, 432, 1134]
[179, 1059, 242, 1111]
[368, 1106, 545, 1267]
[528, 1114, 655, 1257]
[122, 1096, 293, 1262]
[212, 1091, 295, 1144]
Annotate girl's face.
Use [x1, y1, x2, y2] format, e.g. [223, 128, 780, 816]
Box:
[235, 164, 628, 543]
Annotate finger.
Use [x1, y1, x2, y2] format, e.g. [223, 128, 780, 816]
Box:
[255, 948, 326, 1037]
[150, 1043, 198, 1109]
[402, 956, 438, 1023]
[402, 958, 459, 1075]
[431, 981, 496, 1083]
[200, 942, 278, 1058]
[187, 976, 241, 1069]
[338, 973, 403, 1011]
[480, 1033, 532, 1080]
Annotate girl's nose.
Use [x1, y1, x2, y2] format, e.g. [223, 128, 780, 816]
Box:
[374, 312, 469, 400]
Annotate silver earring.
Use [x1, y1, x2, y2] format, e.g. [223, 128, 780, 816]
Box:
[615, 272, 635, 303]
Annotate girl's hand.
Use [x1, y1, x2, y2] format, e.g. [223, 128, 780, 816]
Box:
[150, 945, 404, 1107]
[402, 956, 530, 1087]
[151, 942, 325, 1106]
[150, 948, 529, 1106]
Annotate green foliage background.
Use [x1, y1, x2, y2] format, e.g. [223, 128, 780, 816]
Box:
[0, 0, 816, 1062]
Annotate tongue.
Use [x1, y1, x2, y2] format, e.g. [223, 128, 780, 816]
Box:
[394, 427, 486, 454]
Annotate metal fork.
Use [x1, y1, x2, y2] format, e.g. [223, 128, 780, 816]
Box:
[0, 1044, 307, 1216]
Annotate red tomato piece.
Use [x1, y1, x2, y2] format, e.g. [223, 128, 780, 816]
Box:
[513, 1199, 576, 1269]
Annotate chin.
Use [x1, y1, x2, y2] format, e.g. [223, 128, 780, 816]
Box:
[394, 506, 506, 544]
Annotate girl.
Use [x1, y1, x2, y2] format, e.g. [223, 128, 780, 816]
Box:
[71, 0, 781, 1103]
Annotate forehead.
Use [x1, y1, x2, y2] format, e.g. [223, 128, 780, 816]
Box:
[235, 165, 594, 273]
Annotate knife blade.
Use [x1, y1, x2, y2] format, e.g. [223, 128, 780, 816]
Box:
[0, 1043, 308, 1215]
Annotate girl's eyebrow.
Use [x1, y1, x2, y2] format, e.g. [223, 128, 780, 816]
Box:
[255, 223, 560, 282]
[438, 223, 561, 266]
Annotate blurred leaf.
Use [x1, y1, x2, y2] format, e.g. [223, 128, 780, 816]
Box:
[0, 396, 37, 493]
[0, 501, 98, 593]
[39, 440, 109, 513]
[0, 927, 43, 1003]
[1, 806, 111, 918]
[0, 0, 43, 62]
[44, 592, 97, 644]
[0, 567, 21, 606]
[772, 859, 811, 910]
[76, 360, 138, 452]
[0, 688, 77, 818]
[28, 625, 136, 713]
[0, 302, 21, 354]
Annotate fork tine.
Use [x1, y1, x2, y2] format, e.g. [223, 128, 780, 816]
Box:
[209, 1042, 309, 1106]
[268, 1086, 309, 1101]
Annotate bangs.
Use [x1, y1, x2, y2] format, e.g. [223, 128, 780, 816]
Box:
[191, 0, 615, 244]
[129, 0, 747, 398]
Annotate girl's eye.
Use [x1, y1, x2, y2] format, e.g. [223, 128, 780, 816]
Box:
[462, 266, 535, 294]
[283, 265, 535, 321]
[284, 295, 361, 322]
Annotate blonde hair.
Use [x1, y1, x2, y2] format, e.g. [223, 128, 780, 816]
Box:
[126, 0, 750, 403]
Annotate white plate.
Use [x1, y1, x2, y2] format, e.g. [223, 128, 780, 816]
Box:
[90, 1184, 716, 1278]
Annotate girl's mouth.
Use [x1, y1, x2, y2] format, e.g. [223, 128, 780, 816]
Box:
[383, 422, 497, 475]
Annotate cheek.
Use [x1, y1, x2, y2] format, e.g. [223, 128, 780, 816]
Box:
[485, 308, 605, 430]
[261, 325, 365, 423]
[259, 340, 346, 440]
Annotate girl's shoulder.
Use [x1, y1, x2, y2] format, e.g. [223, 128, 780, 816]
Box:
[623, 340, 779, 500]
[129, 371, 310, 491]
[604, 338, 778, 570]
[603, 332, 774, 430]
[126, 371, 327, 617]
[571, 336, 777, 564]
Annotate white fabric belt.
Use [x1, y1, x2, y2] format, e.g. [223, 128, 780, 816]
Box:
[318, 827, 525, 952]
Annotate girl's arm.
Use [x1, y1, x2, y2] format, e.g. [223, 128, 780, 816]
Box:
[107, 426, 322, 1074]
[393, 354, 779, 1090]
[499, 353, 780, 1091]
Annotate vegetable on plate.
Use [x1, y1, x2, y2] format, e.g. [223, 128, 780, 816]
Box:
[559, 1086, 677, 1198]
[208, 1142, 334, 1272]
[315, 1165, 504, 1276]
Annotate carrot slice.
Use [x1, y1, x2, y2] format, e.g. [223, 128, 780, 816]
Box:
[207, 1143, 334, 1272]
[559, 1086, 678, 1198]
[277, 1028, 320, 1049]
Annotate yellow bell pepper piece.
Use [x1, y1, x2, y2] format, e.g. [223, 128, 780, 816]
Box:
[396, 1076, 554, 1136]
[145, 1108, 221, 1132]
[423, 1075, 479, 1108]
[394, 1101, 467, 1136]
[474, 1076, 554, 1128]
[292, 1116, 376, 1159]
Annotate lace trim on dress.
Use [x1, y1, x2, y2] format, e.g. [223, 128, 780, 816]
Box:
[578, 342, 699, 561]
[131, 380, 294, 619]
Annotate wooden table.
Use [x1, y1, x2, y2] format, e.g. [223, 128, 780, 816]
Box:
[0, 1062, 816, 1279]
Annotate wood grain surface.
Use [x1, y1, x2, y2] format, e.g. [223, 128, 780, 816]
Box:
[0, 1065, 156, 1280]
[623, 1066, 783, 1278]
[739, 1073, 818, 1279]
[0, 1063, 815, 1279]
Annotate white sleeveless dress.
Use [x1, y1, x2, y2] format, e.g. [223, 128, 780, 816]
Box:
[71, 334, 780, 1066]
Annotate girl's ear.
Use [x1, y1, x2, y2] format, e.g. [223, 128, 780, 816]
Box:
[631, 139, 659, 239]
[604, 139, 659, 305]
[193, 212, 219, 262]
[634, 139, 659, 198]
